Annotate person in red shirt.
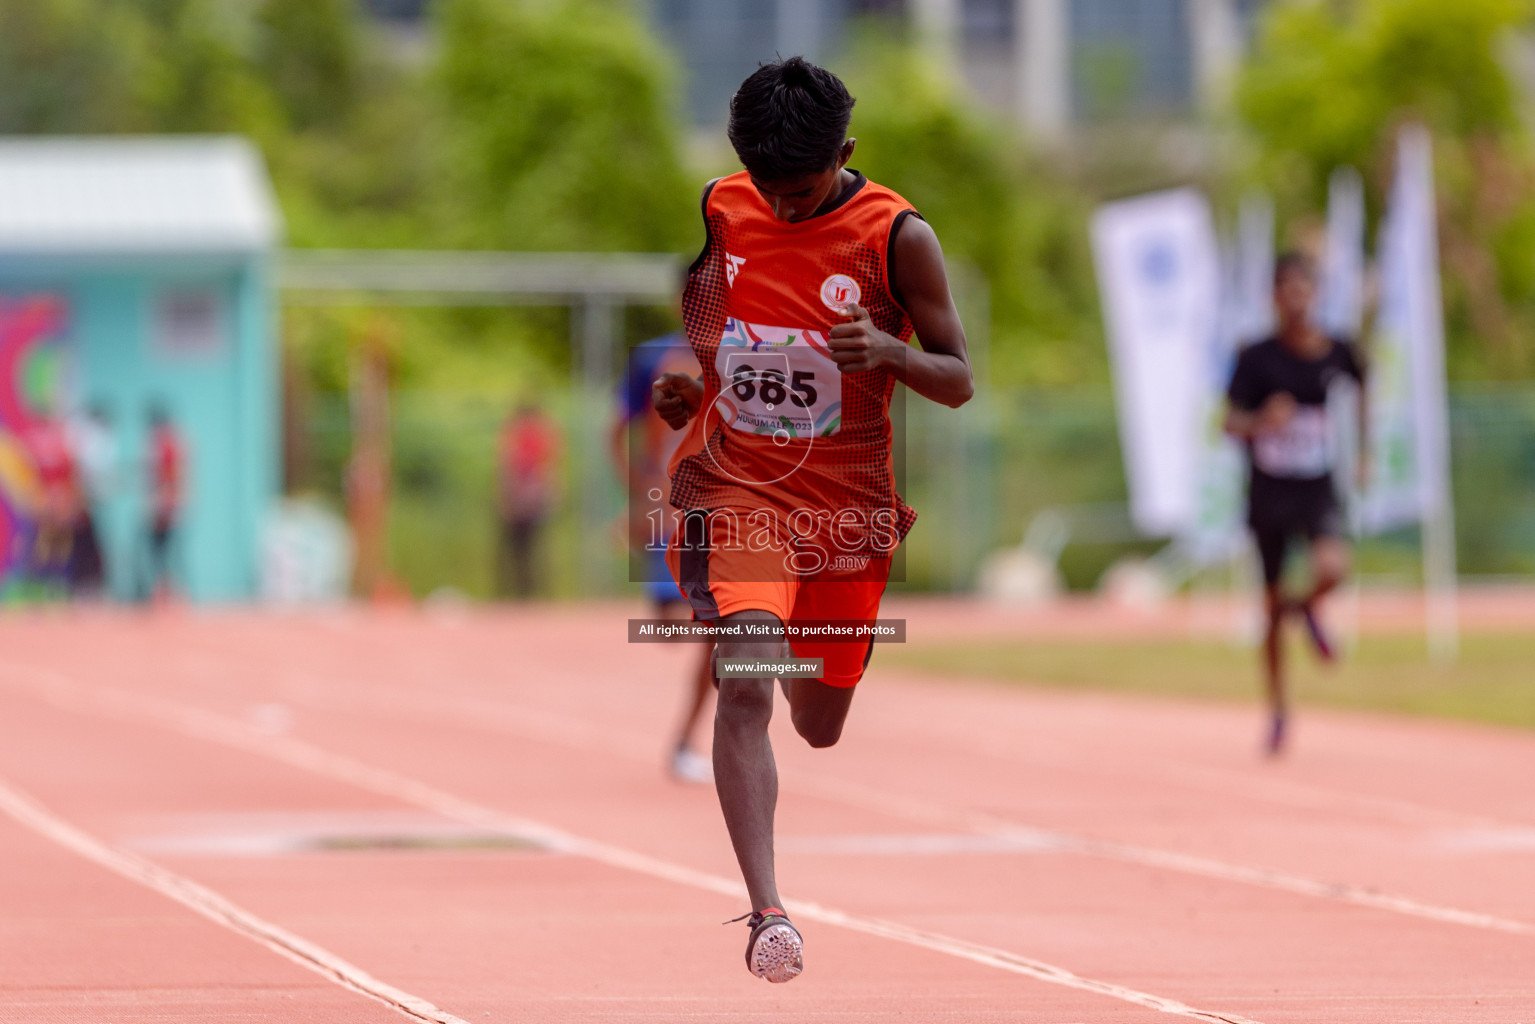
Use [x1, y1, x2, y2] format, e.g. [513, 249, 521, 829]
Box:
[23, 413, 80, 595]
[652, 57, 973, 983]
[145, 402, 185, 601]
[497, 404, 560, 599]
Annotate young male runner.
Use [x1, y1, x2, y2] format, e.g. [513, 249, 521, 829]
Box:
[652, 57, 973, 982]
[1225, 252, 1367, 755]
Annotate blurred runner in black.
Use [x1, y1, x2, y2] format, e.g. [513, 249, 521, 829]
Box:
[1225, 252, 1367, 755]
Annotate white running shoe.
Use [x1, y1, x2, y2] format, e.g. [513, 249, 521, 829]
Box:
[669, 748, 713, 784]
[743, 908, 803, 983]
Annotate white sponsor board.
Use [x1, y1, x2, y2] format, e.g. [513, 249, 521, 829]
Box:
[1361, 127, 1453, 550]
[1317, 166, 1367, 339]
[1383, 126, 1458, 657]
[1091, 189, 1222, 536]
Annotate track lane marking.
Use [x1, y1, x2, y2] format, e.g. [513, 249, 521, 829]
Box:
[181, 616, 1535, 832]
[213, 667, 1535, 940]
[0, 775, 469, 1024]
[0, 663, 1264, 1024]
[790, 774, 1535, 939]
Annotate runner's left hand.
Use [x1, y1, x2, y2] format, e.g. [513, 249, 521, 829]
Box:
[828, 303, 899, 374]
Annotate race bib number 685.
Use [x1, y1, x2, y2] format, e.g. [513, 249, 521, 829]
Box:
[715, 320, 842, 439]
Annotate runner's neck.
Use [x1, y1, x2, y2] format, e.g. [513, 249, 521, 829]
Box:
[1277, 323, 1330, 361]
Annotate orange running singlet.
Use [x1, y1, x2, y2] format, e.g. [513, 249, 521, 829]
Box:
[667, 170, 920, 565]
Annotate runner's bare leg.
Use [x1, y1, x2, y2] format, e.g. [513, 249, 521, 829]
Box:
[1262, 583, 1286, 717]
[1301, 536, 1349, 610]
[712, 610, 785, 911]
[675, 641, 715, 752]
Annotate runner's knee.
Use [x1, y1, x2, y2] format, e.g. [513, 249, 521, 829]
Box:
[791, 707, 844, 748]
[715, 675, 773, 728]
[1313, 542, 1349, 588]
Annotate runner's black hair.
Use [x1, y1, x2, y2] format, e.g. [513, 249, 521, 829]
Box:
[728, 56, 854, 181]
[1274, 250, 1316, 285]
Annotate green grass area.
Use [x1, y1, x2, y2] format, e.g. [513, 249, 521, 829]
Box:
[883, 631, 1535, 731]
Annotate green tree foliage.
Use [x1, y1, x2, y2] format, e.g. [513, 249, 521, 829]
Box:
[840, 42, 1102, 385]
[254, 0, 358, 132]
[0, 0, 283, 140]
[433, 0, 694, 253]
[0, 0, 152, 132]
[1238, 0, 1535, 376]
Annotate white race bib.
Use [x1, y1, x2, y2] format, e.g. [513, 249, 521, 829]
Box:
[714, 320, 842, 439]
[1253, 405, 1331, 478]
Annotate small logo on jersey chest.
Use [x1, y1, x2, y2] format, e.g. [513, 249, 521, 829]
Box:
[819, 274, 861, 311]
[725, 253, 747, 286]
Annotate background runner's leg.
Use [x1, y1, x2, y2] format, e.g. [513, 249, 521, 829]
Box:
[676, 641, 715, 752]
[1304, 536, 1350, 607]
[1263, 583, 1287, 715]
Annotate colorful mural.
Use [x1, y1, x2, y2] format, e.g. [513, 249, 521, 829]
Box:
[0, 295, 70, 594]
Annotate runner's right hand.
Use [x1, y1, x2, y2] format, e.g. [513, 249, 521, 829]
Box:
[1257, 392, 1297, 433]
[652, 372, 704, 429]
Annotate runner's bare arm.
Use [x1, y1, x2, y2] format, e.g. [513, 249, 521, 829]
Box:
[652, 372, 704, 429]
[1224, 392, 1296, 440]
[826, 217, 973, 408]
[1355, 385, 1371, 491]
[1223, 406, 1257, 440]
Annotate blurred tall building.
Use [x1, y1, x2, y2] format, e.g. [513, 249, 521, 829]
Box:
[640, 0, 1273, 137]
[358, 1, 1273, 138]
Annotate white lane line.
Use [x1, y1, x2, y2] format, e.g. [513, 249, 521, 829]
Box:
[0, 776, 468, 1024]
[793, 775, 1535, 939]
[241, 672, 1535, 941]
[0, 664, 1264, 1024]
[1072, 835, 1535, 937]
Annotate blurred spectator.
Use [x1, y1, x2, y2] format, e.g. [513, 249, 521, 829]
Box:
[22, 412, 80, 597]
[497, 403, 560, 599]
[65, 402, 119, 599]
[143, 402, 186, 602]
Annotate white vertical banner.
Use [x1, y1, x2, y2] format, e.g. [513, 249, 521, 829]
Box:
[1318, 167, 1368, 523]
[1363, 126, 1457, 658]
[1092, 189, 1222, 536]
[1234, 194, 1276, 345]
[1362, 153, 1424, 534]
[1399, 126, 1458, 660]
[1317, 166, 1367, 338]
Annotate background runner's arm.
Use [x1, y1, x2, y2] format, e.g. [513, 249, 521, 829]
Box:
[1353, 346, 1371, 489]
[1225, 394, 1296, 440]
[827, 216, 973, 408]
[1223, 350, 1293, 440]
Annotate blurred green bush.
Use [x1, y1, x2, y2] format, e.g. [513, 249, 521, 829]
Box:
[1238, 0, 1535, 379]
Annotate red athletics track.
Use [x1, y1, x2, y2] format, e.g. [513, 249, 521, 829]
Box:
[0, 603, 1531, 1023]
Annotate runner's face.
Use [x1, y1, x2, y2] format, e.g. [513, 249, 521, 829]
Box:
[750, 169, 841, 223]
[749, 141, 855, 223]
[1274, 269, 1315, 327]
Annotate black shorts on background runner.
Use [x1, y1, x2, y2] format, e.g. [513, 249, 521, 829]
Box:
[1227, 335, 1364, 586]
[1248, 476, 1344, 585]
